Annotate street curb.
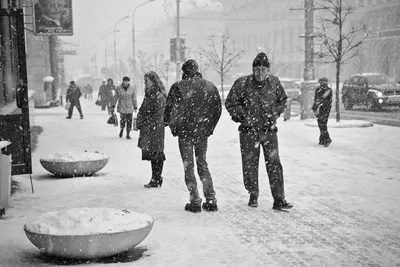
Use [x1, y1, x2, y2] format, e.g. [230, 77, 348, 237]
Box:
[304, 119, 374, 128]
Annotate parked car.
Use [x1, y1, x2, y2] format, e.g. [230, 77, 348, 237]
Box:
[279, 78, 301, 102]
[341, 73, 400, 111]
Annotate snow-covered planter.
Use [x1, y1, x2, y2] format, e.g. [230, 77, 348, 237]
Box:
[40, 152, 109, 177]
[24, 207, 154, 259]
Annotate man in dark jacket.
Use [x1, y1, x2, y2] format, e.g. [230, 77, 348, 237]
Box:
[66, 81, 83, 119]
[164, 59, 222, 213]
[312, 77, 333, 147]
[225, 52, 293, 210]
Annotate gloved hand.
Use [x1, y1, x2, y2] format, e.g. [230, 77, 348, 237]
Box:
[232, 114, 243, 123]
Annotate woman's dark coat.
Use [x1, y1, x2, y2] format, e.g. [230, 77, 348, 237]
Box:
[136, 90, 167, 152]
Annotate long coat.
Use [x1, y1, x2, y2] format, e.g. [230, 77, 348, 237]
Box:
[164, 77, 222, 139]
[113, 84, 138, 114]
[98, 84, 113, 106]
[225, 74, 287, 131]
[137, 91, 167, 152]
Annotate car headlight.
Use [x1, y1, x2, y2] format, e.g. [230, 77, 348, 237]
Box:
[376, 91, 383, 97]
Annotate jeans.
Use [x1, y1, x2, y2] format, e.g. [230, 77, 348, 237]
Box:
[178, 136, 216, 202]
[239, 129, 285, 201]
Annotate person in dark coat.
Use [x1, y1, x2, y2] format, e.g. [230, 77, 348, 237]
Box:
[111, 76, 138, 139]
[98, 79, 114, 114]
[164, 59, 222, 213]
[66, 81, 83, 119]
[137, 71, 167, 188]
[225, 52, 293, 210]
[312, 77, 333, 147]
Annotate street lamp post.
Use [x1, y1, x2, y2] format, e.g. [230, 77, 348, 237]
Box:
[113, 16, 129, 80]
[132, 0, 155, 93]
[96, 30, 119, 78]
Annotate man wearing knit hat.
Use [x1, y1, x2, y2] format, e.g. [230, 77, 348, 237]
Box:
[225, 52, 293, 210]
[312, 77, 332, 147]
[164, 59, 222, 213]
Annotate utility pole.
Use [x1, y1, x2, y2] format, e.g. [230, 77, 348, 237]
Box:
[304, 0, 315, 81]
[176, 0, 181, 81]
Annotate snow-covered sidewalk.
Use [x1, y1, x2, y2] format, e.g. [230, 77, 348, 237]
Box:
[1, 98, 400, 267]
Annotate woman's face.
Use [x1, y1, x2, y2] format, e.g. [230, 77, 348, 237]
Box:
[145, 78, 154, 91]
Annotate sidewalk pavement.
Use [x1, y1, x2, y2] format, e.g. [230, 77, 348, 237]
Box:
[1, 98, 400, 267]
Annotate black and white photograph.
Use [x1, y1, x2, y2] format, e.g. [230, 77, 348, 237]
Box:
[1, 0, 400, 266]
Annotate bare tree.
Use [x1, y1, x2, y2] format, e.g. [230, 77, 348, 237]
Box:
[315, 0, 368, 122]
[199, 30, 243, 102]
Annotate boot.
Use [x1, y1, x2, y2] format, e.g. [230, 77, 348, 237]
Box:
[273, 198, 293, 210]
[248, 193, 258, 207]
[144, 177, 163, 188]
[80, 115, 84, 119]
[185, 198, 202, 213]
[126, 130, 131, 139]
[202, 199, 218, 212]
[119, 128, 124, 138]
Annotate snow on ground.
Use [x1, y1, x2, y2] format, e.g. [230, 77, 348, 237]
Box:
[0, 98, 400, 266]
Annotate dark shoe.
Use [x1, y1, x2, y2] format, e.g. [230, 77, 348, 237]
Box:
[144, 177, 163, 188]
[324, 140, 332, 147]
[185, 199, 202, 213]
[66, 116, 71, 119]
[80, 115, 84, 119]
[248, 194, 258, 208]
[273, 199, 293, 210]
[119, 129, 124, 138]
[126, 133, 131, 139]
[202, 199, 218, 212]
[318, 141, 323, 145]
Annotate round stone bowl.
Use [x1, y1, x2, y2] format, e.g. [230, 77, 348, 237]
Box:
[23, 208, 154, 259]
[40, 152, 109, 177]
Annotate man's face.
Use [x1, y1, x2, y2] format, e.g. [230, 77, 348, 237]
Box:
[123, 80, 129, 86]
[253, 66, 269, 82]
[41, 0, 66, 20]
[320, 81, 328, 86]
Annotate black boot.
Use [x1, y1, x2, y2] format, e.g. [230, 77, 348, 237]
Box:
[119, 128, 124, 138]
[202, 199, 218, 212]
[144, 177, 163, 188]
[185, 198, 202, 213]
[273, 198, 293, 210]
[144, 161, 163, 188]
[126, 130, 131, 139]
[248, 193, 258, 207]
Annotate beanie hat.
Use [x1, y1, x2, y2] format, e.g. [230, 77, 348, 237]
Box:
[252, 52, 270, 68]
[318, 77, 328, 82]
[70, 81, 75, 85]
[181, 59, 199, 75]
[122, 76, 130, 82]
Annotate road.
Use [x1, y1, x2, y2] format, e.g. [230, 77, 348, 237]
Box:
[290, 102, 400, 127]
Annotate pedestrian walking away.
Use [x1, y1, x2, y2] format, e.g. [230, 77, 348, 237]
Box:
[312, 77, 333, 147]
[87, 83, 93, 100]
[164, 59, 222, 213]
[225, 52, 293, 211]
[65, 81, 84, 119]
[111, 76, 138, 139]
[137, 71, 167, 188]
[98, 79, 114, 114]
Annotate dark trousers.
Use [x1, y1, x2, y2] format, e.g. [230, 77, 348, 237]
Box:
[68, 100, 83, 117]
[120, 113, 133, 132]
[317, 111, 331, 144]
[239, 129, 285, 201]
[178, 136, 216, 202]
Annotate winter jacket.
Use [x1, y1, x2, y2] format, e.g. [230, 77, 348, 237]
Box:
[112, 84, 138, 114]
[164, 77, 222, 139]
[225, 74, 287, 131]
[137, 90, 167, 152]
[312, 85, 332, 115]
[66, 85, 82, 102]
[98, 84, 113, 106]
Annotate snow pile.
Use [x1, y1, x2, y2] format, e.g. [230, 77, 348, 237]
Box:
[41, 152, 108, 162]
[25, 208, 153, 235]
